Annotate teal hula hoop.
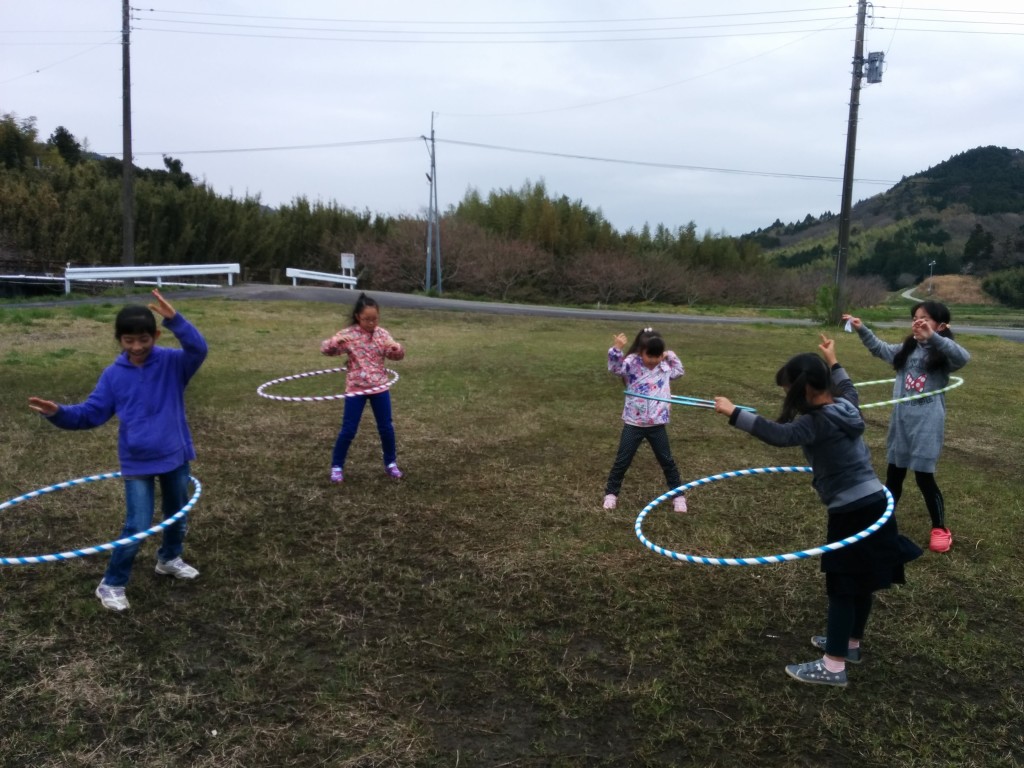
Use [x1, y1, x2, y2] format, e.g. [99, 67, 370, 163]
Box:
[1, 472, 202, 566]
[854, 375, 964, 409]
[625, 390, 757, 413]
[635, 466, 893, 566]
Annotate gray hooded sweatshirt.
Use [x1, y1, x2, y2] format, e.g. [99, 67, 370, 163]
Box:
[729, 366, 885, 510]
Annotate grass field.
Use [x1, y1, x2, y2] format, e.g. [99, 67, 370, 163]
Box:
[1, 296, 1022, 767]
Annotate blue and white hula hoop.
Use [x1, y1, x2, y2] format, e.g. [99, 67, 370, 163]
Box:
[625, 390, 757, 413]
[257, 366, 399, 402]
[854, 376, 964, 409]
[635, 466, 893, 566]
[0, 472, 202, 566]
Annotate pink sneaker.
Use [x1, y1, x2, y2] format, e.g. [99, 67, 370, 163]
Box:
[673, 495, 688, 513]
[929, 527, 952, 553]
[603, 494, 617, 510]
[330, 466, 344, 484]
[385, 463, 404, 479]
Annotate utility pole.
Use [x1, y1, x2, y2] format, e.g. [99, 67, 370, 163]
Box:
[121, 0, 135, 267]
[424, 112, 442, 294]
[831, 0, 867, 324]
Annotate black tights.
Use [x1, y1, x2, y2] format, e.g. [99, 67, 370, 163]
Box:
[885, 464, 946, 530]
[825, 593, 873, 657]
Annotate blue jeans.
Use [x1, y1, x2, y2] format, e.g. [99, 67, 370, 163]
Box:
[103, 463, 191, 587]
[331, 391, 397, 468]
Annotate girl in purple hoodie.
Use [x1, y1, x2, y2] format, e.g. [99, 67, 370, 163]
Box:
[29, 290, 207, 612]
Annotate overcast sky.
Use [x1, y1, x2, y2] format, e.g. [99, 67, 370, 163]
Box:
[2, 2, 1022, 236]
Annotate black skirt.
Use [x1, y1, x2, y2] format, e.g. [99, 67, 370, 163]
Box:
[821, 490, 923, 596]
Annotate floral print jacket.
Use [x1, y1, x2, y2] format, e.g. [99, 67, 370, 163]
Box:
[321, 324, 405, 393]
[608, 348, 684, 427]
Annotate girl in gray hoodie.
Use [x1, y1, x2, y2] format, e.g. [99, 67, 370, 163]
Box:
[714, 335, 920, 687]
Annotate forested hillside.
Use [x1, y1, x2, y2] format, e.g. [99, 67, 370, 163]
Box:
[747, 146, 1024, 305]
[3, 112, 1023, 307]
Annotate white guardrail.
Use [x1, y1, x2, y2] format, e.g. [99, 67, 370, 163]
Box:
[64, 263, 240, 294]
[285, 268, 357, 288]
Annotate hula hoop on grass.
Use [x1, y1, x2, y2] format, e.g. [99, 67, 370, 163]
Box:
[0, 472, 202, 566]
[257, 367, 399, 402]
[625, 390, 757, 413]
[854, 376, 964, 409]
[634, 466, 893, 566]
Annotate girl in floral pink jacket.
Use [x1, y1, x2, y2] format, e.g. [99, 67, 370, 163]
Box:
[603, 328, 688, 512]
[321, 293, 405, 483]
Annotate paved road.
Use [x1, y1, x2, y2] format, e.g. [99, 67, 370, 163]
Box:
[205, 284, 1024, 342]
[8, 282, 1024, 342]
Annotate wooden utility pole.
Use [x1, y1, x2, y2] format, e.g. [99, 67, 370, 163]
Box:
[121, 0, 135, 266]
[424, 112, 442, 294]
[832, 0, 867, 324]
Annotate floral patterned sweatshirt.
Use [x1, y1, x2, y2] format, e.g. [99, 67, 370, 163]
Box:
[321, 324, 405, 394]
[608, 348, 684, 427]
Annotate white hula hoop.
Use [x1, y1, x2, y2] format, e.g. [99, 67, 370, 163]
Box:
[1, 472, 202, 566]
[257, 367, 399, 402]
[635, 467, 894, 566]
[855, 375, 964, 409]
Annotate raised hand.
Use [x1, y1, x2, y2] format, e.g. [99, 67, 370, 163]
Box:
[148, 289, 177, 320]
[818, 333, 837, 367]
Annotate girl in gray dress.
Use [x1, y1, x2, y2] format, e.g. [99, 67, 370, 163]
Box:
[843, 301, 970, 553]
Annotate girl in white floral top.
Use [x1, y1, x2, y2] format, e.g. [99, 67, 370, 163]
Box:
[603, 328, 688, 513]
[320, 293, 405, 483]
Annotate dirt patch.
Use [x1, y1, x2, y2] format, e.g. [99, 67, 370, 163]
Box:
[916, 275, 997, 305]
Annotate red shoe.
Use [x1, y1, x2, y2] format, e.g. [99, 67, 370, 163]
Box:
[929, 528, 952, 553]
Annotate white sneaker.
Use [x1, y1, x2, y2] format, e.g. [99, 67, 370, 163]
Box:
[603, 494, 617, 510]
[673, 495, 688, 513]
[155, 556, 200, 580]
[95, 582, 130, 611]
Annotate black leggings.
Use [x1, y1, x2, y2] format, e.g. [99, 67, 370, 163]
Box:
[825, 593, 873, 657]
[885, 464, 946, 529]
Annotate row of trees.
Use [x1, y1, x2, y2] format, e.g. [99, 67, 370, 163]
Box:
[0, 111, 943, 309]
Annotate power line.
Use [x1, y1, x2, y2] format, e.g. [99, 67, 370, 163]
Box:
[97, 133, 899, 185]
[109, 137, 423, 157]
[436, 138, 900, 185]
[130, 24, 859, 44]
[130, 6, 856, 25]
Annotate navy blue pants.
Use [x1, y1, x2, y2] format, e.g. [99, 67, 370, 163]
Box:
[331, 391, 397, 469]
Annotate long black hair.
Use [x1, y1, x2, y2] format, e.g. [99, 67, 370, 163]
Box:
[892, 300, 955, 372]
[351, 292, 380, 324]
[774, 352, 837, 423]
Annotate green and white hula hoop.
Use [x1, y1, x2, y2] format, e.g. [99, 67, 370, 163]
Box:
[854, 376, 964, 409]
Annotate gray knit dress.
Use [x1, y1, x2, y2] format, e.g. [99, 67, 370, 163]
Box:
[855, 326, 970, 473]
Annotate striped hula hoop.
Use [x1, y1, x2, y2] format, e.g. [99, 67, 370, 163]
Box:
[634, 466, 893, 566]
[1, 472, 201, 566]
[854, 375, 964, 409]
[625, 390, 757, 413]
[257, 367, 399, 402]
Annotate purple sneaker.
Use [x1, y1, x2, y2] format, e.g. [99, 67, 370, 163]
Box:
[385, 463, 404, 479]
[330, 466, 344, 484]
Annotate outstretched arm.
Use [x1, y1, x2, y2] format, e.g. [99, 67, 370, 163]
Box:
[28, 397, 59, 417]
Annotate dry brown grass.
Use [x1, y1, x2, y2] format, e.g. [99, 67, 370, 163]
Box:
[915, 275, 998, 305]
[1, 298, 1022, 767]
